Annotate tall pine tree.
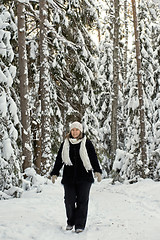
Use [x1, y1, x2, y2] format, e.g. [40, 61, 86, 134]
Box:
[0, 4, 21, 195]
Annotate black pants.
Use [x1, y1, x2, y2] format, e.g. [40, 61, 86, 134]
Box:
[64, 182, 92, 230]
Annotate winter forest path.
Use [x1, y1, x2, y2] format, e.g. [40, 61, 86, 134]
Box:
[0, 178, 160, 240]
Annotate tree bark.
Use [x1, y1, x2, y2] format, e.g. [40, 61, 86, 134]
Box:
[39, 0, 51, 175]
[111, 0, 120, 167]
[124, 0, 128, 82]
[131, 0, 147, 177]
[17, 2, 32, 171]
[32, 122, 42, 174]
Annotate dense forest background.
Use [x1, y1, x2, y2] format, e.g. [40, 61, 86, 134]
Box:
[0, 0, 160, 198]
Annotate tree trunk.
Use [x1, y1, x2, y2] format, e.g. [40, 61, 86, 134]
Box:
[39, 0, 51, 175]
[17, 2, 32, 171]
[131, 0, 147, 178]
[32, 122, 42, 174]
[111, 0, 120, 167]
[124, 0, 128, 82]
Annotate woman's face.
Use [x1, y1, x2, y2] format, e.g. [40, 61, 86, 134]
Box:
[71, 128, 81, 139]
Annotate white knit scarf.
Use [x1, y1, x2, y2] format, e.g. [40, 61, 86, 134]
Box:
[61, 136, 92, 171]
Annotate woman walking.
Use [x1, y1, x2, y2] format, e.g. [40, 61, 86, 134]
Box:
[50, 121, 102, 233]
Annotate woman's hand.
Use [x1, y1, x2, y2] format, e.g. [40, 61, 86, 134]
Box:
[94, 172, 102, 182]
[51, 175, 57, 184]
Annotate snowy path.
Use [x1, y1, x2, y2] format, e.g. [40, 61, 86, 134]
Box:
[0, 178, 160, 240]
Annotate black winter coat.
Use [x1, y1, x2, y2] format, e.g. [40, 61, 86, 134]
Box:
[50, 138, 102, 184]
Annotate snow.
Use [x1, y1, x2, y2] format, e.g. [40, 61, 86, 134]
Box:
[0, 175, 160, 240]
[9, 123, 18, 141]
[9, 65, 16, 79]
[82, 92, 90, 105]
[0, 90, 7, 117]
[29, 41, 37, 60]
[0, 68, 7, 84]
[9, 98, 19, 125]
[18, 0, 29, 3]
[2, 133, 14, 160]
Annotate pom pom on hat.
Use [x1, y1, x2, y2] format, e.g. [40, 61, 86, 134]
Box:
[70, 121, 83, 132]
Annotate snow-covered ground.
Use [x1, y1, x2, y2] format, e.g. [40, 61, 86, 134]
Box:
[0, 176, 160, 240]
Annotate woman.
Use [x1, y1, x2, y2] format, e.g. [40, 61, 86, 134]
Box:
[50, 121, 102, 233]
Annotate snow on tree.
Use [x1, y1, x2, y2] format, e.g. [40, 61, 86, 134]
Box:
[96, 0, 113, 173]
[112, 0, 147, 181]
[0, 4, 22, 196]
[112, 0, 160, 181]
[141, 0, 160, 179]
[138, 0, 157, 178]
[47, 0, 100, 149]
[97, 0, 124, 175]
[28, 38, 41, 174]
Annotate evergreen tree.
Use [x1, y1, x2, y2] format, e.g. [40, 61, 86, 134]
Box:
[48, 0, 100, 153]
[24, 0, 43, 174]
[112, 0, 160, 181]
[138, 0, 157, 178]
[143, 0, 160, 179]
[97, 0, 113, 173]
[28, 34, 41, 174]
[113, 0, 147, 180]
[97, 0, 124, 175]
[0, 4, 21, 194]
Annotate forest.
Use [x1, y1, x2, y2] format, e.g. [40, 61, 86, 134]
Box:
[0, 0, 160, 198]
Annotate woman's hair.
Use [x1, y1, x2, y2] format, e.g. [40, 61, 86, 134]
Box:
[65, 131, 83, 140]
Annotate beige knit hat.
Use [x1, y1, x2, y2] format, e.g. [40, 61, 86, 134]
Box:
[70, 121, 83, 132]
